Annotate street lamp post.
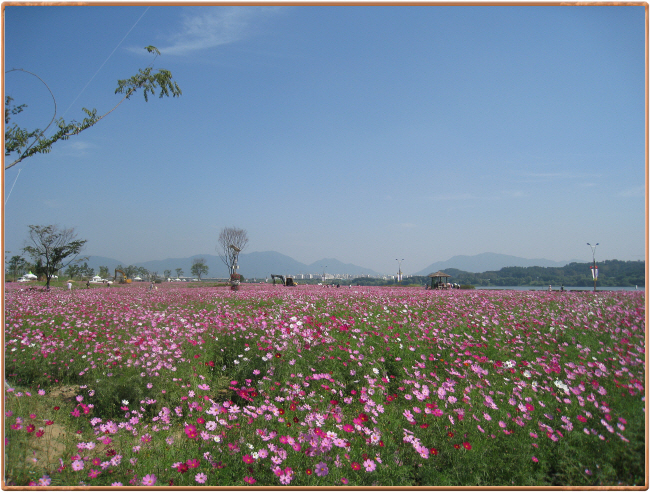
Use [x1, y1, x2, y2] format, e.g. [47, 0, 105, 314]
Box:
[587, 242, 598, 292]
[396, 259, 404, 284]
[322, 265, 327, 284]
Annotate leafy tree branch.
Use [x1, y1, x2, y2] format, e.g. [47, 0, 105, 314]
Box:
[5, 46, 181, 170]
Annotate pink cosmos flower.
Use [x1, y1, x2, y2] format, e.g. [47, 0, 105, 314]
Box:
[244, 476, 256, 484]
[314, 462, 329, 477]
[363, 459, 376, 472]
[195, 472, 208, 484]
[141, 474, 156, 486]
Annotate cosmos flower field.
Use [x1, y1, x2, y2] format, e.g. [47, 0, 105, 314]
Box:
[4, 283, 646, 486]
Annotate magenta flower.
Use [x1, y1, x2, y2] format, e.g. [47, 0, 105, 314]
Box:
[243, 454, 255, 464]
[244, 476, 256, 484]
[184, 424, 198, 439]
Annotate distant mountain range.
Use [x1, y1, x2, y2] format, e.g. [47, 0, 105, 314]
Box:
[83, 251, 580, 278]
[83, 252, 381, 279]
[413, 252, 581, 275]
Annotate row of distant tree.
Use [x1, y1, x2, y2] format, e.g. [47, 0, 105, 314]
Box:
[110, 260, 210, 282]
[6, 224, 250, 289]
[350, 260, 645, 287]
[5, 255, 212, 283]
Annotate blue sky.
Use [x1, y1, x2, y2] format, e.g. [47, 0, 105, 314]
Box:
[3, 4, 646, 275]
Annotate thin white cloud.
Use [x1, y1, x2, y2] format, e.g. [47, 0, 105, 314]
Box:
[399, 223, 417, 229]
[43, 199, 62, 208]
[618, 186, 644, 197]
[68, 141, 95, 151]
[58, 140, 96, 157]
[156, 7, 283, 56]
[519, 171, 602, 181]
[428, 193, 478, 201]
[500, 190, 525, 198]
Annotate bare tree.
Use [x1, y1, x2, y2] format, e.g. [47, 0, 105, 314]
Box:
[217, 227, 249, 276]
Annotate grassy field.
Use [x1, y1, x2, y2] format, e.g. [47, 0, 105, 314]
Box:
[4, 282, 645, 487]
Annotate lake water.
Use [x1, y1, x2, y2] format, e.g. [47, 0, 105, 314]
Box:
[474, 285, 644, 292]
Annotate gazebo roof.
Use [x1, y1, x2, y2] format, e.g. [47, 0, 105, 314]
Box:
[428, 271, 451, 278]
